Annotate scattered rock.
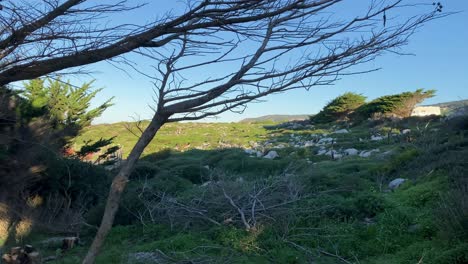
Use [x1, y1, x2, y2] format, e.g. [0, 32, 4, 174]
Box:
[318, 137, 334, 145]
[263, 151, 279, 159]
[344, 148, 359, 156]
[244, 149, 256, 155]
[388, 178, 406, 190]
[325, 150, 338, 156]
[359, 149, 379, 158]
[371, 135, 384, 141]
[256, 151, 263, 158]
[333, 153, 343, 159]
[317, 149, 327, 155]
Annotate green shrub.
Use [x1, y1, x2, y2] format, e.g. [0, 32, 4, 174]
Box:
[353, 192, 387, 217]
[311, 92, 366, 123]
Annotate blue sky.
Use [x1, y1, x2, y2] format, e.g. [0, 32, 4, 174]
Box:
[71, 1, 468, 124]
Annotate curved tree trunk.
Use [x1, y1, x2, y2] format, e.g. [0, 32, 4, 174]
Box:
[82, 113, 167, 264]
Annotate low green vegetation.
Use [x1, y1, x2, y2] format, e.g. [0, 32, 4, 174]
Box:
[16, 114, 468, 264]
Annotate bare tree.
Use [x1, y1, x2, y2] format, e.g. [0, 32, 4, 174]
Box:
[0, 0, 446, 263]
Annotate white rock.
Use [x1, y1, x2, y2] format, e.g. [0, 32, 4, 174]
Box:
[401, 129, 411, 134]
[359, 149, 380, 158]
[333, 154, 343, 159]
[304, 141, 315, 147]
[333, 129, 349, 134]
[263, 151, 279, 159]
[371, 135, 384, 141]
[201, 181, 212, 187]
[256, 151, 263, 157]
[318, 137, 334, 144]
[325, 150, 338, 156]
[344, 148, 359, 156]
[359, 151, 372, 158]
[203, 165, 210, 170]
[388, 178, 406, 190]
[317, 149, 328, 155]
[244, 149, 256, 155]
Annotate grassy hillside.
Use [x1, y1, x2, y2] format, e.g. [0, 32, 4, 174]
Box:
[20, 116, 468, 263]
[72, 121, 272, 158]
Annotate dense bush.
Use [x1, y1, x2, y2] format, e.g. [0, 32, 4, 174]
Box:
[311, 92, 366, 123]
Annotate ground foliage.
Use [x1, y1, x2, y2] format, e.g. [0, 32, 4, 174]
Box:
[15, 113, 468, 264]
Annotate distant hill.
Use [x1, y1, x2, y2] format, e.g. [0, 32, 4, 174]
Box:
[425, 99, 468, 110]
[240, 114, 311, 123]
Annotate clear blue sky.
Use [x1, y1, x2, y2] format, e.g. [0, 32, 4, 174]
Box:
[73, 1, 468, 124]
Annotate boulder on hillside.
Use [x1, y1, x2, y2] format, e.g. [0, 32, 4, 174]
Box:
[388, 178, 406, 190]
[359, 149, 379, 158]
[325, 150, 338, 156]
[263, 151, 279, 159]
[244, 149, 256, 155]
[332, 153, 343, 159]
[318, 137, 334, 145]
[344, 148, 359, 156]
[317, 149, 327, 155]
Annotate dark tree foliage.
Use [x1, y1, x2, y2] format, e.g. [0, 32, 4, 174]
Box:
[311, 92, 367, 123]
[20, 78, 113, 134]
[0, 80, 114, 245]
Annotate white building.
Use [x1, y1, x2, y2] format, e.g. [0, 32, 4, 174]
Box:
[411, 106, 441, 116]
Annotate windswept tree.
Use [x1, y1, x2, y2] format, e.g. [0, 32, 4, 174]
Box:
[0, 0, 447, 262]
[355, 89, 436, 119]
[311, 92, 367, 123]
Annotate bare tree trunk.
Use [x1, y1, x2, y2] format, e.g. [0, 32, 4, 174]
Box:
[82, 113, 167, 264]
